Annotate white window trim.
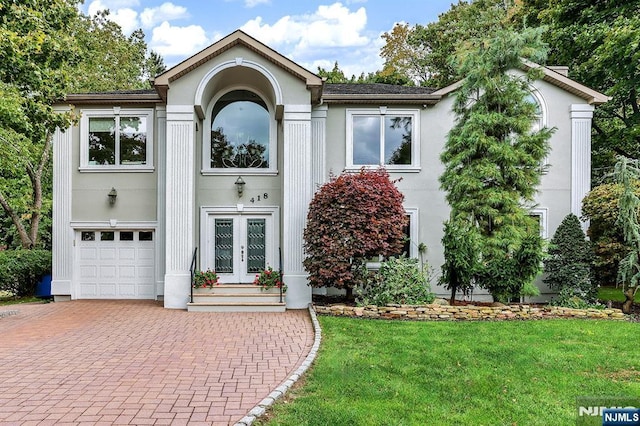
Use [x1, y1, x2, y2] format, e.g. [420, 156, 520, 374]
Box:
[79, 107, 155, 172]
[201, 87, 278, 176]
[346, 107, 421, 172]
[366, 207, 419, 269]
[529, 207, 548, 239]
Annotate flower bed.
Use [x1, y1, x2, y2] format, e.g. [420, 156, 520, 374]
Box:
[313, 303, 626, 320]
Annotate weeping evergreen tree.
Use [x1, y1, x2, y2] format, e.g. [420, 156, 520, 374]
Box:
[614, 156, 640, 313]
[439, 27, 554, 303]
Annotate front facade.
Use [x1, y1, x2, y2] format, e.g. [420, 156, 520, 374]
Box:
[51, 31, 608, 309]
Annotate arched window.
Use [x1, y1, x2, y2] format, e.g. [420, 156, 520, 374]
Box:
[210, 90, 270, 169]
[524, 92, 544, 132]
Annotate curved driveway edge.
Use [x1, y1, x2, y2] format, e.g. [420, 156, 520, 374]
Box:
[0, 300, 314, 425]
[235, 304, 322, 425]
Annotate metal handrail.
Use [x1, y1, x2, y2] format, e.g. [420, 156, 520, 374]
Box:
[279, 247, 283, 304]
[189, 247, 198, 304]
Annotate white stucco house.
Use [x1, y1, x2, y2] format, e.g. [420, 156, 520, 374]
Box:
[51, 30, 608, 310]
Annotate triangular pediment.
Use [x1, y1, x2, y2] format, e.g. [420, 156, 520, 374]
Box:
[154, 30, 323, 92]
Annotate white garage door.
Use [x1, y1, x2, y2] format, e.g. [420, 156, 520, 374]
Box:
[77, 230, 155, 299]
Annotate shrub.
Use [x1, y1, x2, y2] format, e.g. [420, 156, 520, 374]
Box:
[303, 168, 406, 296]
[355, 256, 434, 306]
[543, 214, 596, 303]
[581, 182, 640, 285]
[0, 249, 51, 297]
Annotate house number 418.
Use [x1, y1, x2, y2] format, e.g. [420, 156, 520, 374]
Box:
[250, 193, 269, 203]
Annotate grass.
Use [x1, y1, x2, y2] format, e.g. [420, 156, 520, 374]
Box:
[0, 293, 44, 306]
[261, 316, 640, 426]
[598, 286, 627, 303]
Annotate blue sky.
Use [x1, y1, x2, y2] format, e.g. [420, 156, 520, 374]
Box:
[81, 0, 455, 77]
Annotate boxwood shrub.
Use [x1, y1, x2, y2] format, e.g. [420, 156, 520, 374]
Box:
[0, 250, 51, 297]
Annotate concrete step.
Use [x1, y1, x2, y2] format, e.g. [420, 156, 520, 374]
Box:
[192, 293, 284, 304]
[187, 301, 286, 313]
[194, 285, 282, 295]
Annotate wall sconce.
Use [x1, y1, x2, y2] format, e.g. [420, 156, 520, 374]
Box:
[108, 187, 118, 205]
[235, 176, 246, 197]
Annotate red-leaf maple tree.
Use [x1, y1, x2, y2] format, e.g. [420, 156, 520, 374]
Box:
[303, 168, 407, 294]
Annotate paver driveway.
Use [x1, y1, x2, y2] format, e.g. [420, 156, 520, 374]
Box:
[0, 300, 314, 425]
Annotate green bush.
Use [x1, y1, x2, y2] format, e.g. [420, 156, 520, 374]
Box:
[355, 256, 434, 306]
[543, 214, 596, 304]
[0, 250, 51, 297]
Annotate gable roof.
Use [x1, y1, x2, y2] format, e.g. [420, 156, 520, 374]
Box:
[153, 30, 324, 102]
[432, 60, 610, 105]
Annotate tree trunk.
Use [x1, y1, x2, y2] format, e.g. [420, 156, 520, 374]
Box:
[622, 288, 636, 314]
[450, 285, 456, 306]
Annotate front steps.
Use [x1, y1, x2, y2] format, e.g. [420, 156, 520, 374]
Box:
[187, 285, 286, 312]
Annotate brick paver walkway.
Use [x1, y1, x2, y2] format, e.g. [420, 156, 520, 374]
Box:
[0, 300, 314, 425]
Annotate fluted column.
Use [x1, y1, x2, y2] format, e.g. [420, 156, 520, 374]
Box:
[283, 104, 313, 308]
[52, 125, 73, 300]
[571, 104, 594, 231]
[311, 105, 328, 191]
[164, 105, 195, 309]
[155, 106, 166, 299]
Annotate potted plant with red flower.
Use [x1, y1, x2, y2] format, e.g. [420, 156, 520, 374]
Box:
[253, 266, 286, 292]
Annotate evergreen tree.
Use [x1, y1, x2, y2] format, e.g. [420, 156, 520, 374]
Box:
[543, 214, 595, 302]
[613, 156, 640, 313]
[439, 27, 553, 303]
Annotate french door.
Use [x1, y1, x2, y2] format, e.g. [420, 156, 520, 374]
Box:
[203, 211, 276, 283]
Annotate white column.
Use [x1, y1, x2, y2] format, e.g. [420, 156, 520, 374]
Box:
[52, 125, 73, 300]
[164, 105, 195, 309]
[571, 104, 594, 231]
[155, 106, 166, 299]
[283, 104, 313, 308]
[311, 105, 328, 191]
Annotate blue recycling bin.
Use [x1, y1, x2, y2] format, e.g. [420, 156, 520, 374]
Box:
[35, 274, 52, 298]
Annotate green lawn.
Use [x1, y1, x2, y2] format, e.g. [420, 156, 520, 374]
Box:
[0, 294, 43, 306]
[598, 286, 627, 303]
[261, 316, 640, 426]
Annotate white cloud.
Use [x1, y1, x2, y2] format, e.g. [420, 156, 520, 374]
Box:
[149, 21, 210, 58]
[241, 3, 369, 49]
[140, 2, 189, 29]
[245, 0, 271, 7]
[86, 0, 140, 11]
[87, 0, 139, 33]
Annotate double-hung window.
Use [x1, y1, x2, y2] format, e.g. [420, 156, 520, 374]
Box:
[346, 108, 420, 171]
[80, 108, 154, 171]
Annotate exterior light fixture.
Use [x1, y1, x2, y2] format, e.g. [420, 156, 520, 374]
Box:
[235, 176, 246, 197]
[108, 187, 118, 205]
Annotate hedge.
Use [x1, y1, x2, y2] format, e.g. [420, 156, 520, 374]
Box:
[0, 250, 51, 297]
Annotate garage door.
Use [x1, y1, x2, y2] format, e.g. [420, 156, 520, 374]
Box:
[77, 230, 155, 299]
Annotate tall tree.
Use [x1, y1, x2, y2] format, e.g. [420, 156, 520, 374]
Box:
[613, 156, 640, 313]
[67, 10, 165, 92]
[0, 1, 163, 250]
[0, 0, 80, 249]
[408, 0, 516, 88]
[379, 23, 429, 85]
[515, 0, 640, 181]
[439, 27, 552, 302]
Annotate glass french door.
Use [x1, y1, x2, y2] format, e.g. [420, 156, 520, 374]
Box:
[210, 215, 269, 283]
